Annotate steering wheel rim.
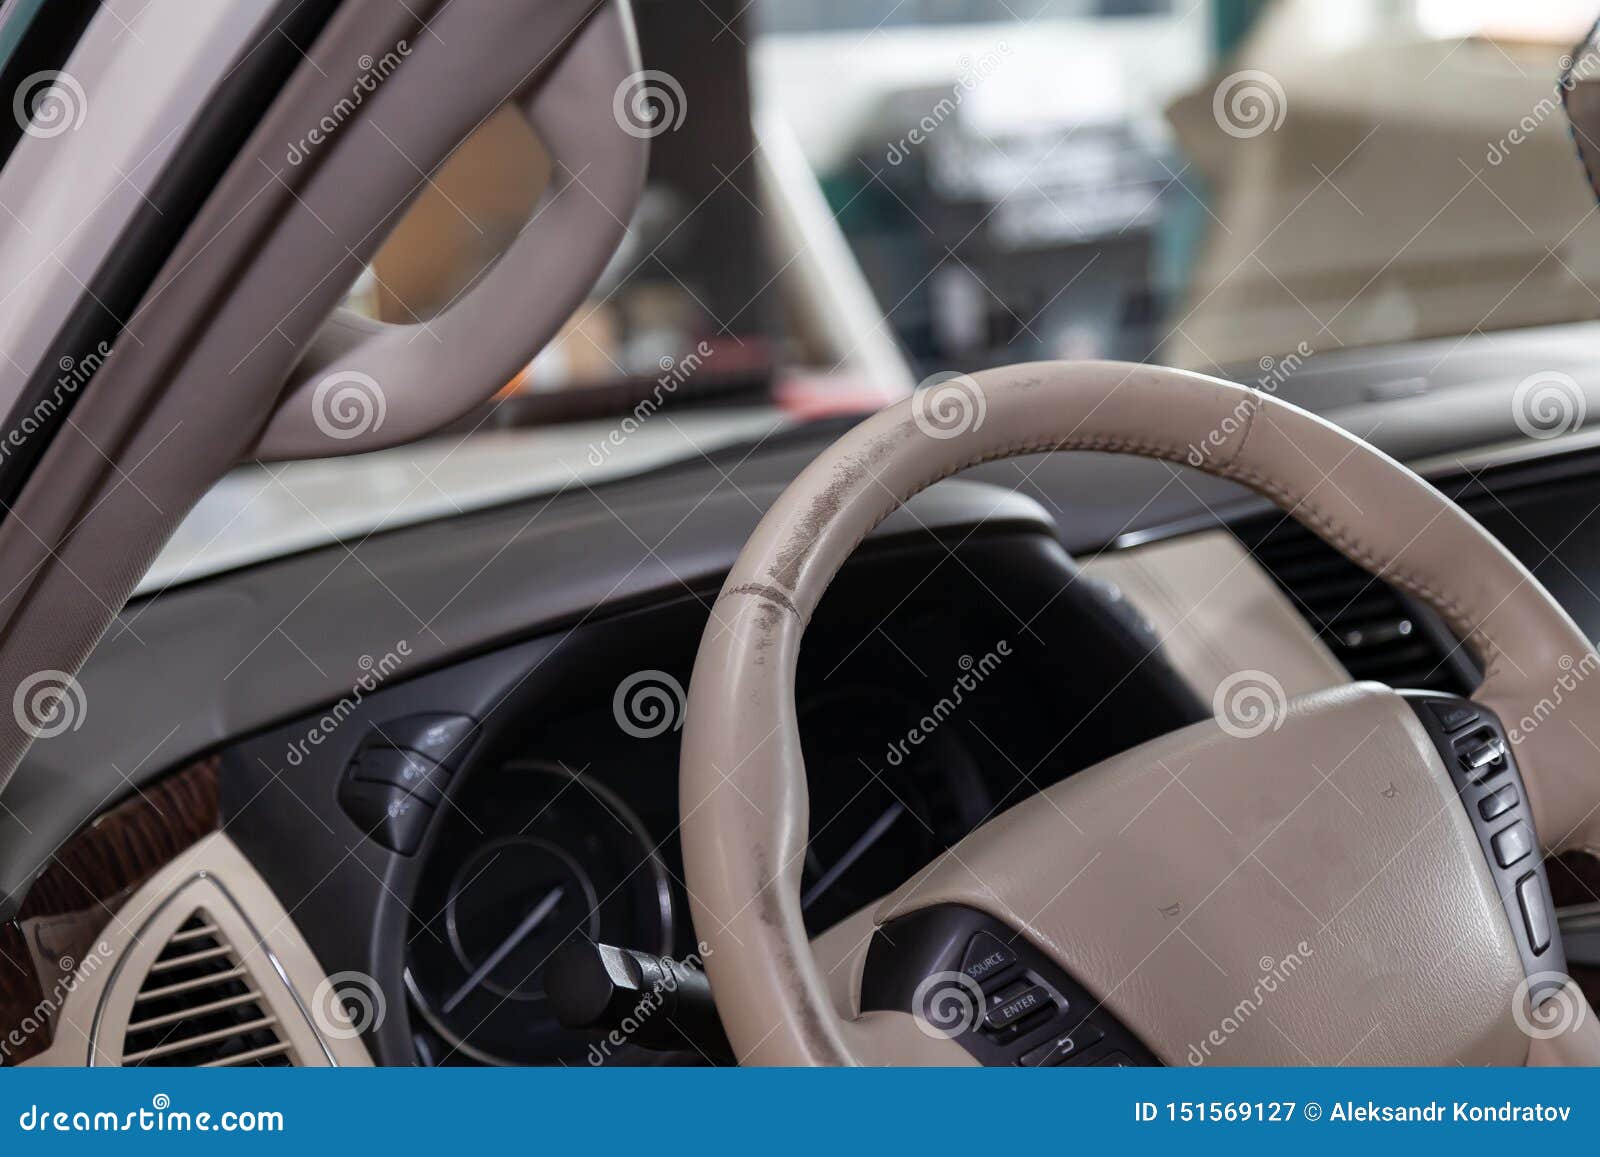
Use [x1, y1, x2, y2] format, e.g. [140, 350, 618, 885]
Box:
[680, 360, 1600, 1066]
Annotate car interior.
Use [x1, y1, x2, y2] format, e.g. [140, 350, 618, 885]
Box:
[6, 0, 1600, 1070]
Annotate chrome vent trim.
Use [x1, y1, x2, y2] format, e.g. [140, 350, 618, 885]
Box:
[26, 835, 368, 1069]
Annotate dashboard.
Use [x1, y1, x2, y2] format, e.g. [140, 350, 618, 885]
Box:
[9, 322, 1600, 1066]
[217, 524, 1202, 1065]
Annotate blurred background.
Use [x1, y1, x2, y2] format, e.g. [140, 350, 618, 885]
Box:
[347, 0, 1600, 412]
[153, 0, 1600, 587]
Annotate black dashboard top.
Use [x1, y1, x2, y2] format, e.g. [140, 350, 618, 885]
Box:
[9, 320, 1600, 919]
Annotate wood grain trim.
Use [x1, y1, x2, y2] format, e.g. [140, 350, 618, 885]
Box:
[0, 757, 219, 1065]
[16, 757, 219, 921]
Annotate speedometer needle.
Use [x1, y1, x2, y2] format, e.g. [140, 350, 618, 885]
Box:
[442, 885, 566, 1014]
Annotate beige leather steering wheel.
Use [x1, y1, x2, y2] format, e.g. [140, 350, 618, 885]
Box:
[680, 361, 1600, 1066]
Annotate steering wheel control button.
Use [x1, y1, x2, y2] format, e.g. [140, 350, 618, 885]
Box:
[1094, 1052, 1132, 1067]
[1516, 873, 1553, 955]
[352, 747, 450, 804]
[1405, 694, 1568, 1001]
[1457, 732, 1508, 783]
[1425, 700, 1479, 733]
[1017, 1021, 1104, 1067]
[338, 781, 435, 855]
[860, 905, 1160, 1066]
[367, 712, 479, 769]
[960, 932, 1018, 989]
[1492, 821, 1533, 869]
[1478, 784, 1518, 822]
[984, 984, 1052, 1032]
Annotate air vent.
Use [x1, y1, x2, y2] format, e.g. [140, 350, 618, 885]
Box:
[120, 912, 293, 1067]
[1235, 520, 1479, 694]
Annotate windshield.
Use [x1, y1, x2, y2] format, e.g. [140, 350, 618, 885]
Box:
[754, 0, 1600, 373]
[146, 0, 1600, 592]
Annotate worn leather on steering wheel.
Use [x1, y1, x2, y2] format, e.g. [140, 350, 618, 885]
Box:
[680, 361, 1600, 1066]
